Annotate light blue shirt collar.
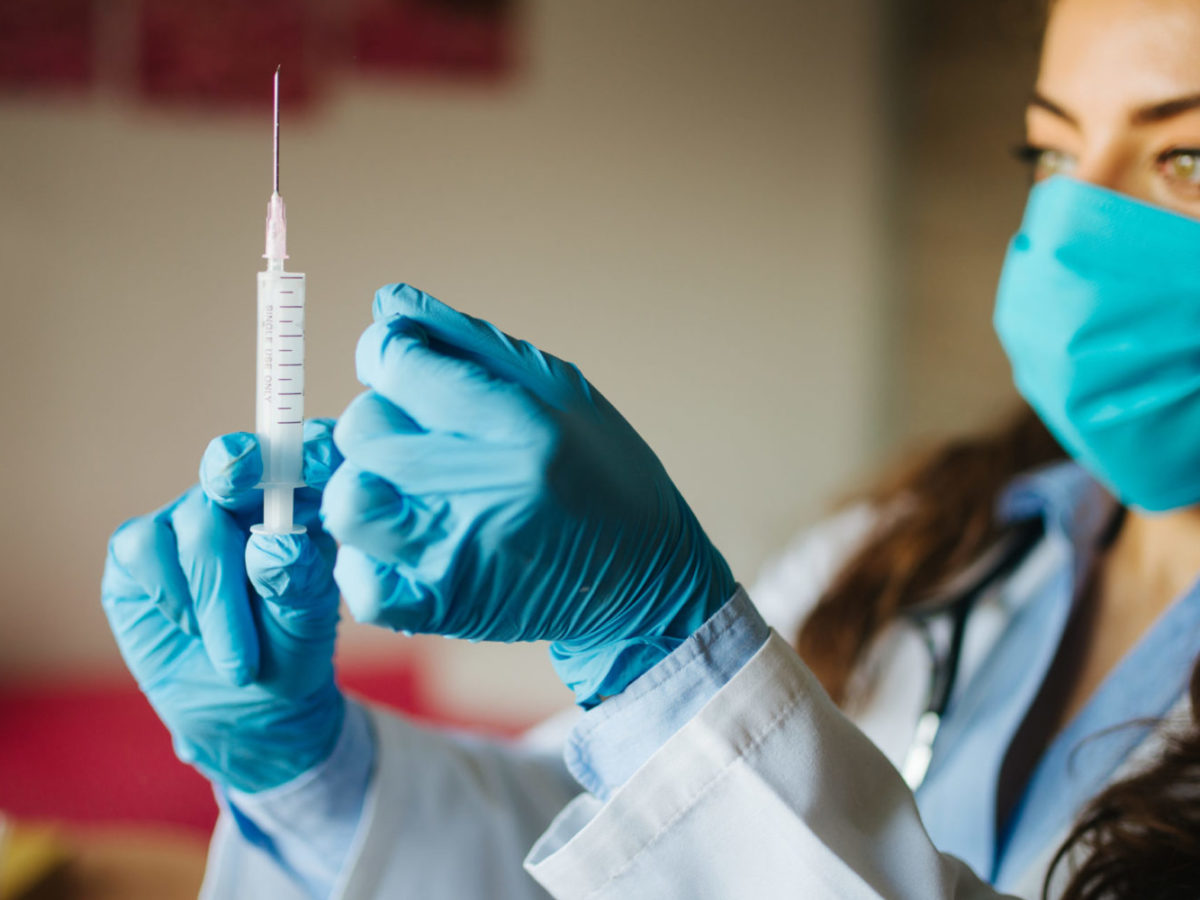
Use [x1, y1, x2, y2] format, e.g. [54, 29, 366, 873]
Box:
[997, 459, 1116, 552]
[920, 458, 1200, 889]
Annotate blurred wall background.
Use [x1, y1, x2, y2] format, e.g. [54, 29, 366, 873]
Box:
[894, 1, 1041, 444]
[0, 0, 1041, 725]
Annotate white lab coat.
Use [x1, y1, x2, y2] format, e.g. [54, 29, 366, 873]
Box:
[200, 506, 1185, 899]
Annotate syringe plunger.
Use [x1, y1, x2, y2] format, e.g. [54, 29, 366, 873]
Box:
[262, 485, 296, 534]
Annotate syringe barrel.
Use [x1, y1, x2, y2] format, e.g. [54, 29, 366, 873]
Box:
[254, 267, 306, 535]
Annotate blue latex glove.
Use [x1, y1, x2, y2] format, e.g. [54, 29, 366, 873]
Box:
[101, 419, 345, 792]
[322, 284, 736, 706]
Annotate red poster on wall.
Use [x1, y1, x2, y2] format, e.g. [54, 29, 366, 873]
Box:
[0, 0, 95, 91]
[351, 0, 515, 80]
[0, 1, 517, 107]
[136, 0, 315, 108]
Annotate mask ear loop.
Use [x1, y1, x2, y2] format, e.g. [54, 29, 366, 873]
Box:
[901, 518, 1046, 790]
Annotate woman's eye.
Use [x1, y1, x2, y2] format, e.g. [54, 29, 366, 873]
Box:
[1012, 144, 1076, 181]
[1159, 150, 1200, 188]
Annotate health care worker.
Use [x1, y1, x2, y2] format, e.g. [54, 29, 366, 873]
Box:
[100, 0, 1200, 896]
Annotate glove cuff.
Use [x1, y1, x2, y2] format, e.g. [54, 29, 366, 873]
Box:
[550, 636, 685, 707]
[185, 685, 347, 793]
[549, 571, 735, 707]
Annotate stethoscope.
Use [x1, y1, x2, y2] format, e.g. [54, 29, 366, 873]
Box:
[899, 518, 1047, 790]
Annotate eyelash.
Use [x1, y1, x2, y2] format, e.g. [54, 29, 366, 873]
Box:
[1156, 147, 1200, 175]
[1010, 143, 1200, 184]
[1010, 142, 1048, 169]
[1010, 142, 1073, 184]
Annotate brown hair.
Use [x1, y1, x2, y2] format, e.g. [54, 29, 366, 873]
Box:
[1051, 665, 1200, 898]
[796, 406, 1062, 704]
[794, 406, 1200, 897]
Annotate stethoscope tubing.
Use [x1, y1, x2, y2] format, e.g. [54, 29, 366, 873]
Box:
[900, 519, 1046, 789]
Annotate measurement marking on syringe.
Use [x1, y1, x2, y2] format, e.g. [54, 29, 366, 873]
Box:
[254, 68, 309, 536]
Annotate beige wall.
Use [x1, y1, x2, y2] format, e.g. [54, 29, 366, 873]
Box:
[0, 1, 890, 720]
[895, 3, 1043, 443]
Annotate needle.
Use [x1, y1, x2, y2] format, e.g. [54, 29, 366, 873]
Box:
[273, 64, 280, 195]
[264, 66, 288, 263]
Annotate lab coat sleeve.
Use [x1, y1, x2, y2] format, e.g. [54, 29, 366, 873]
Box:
[524, 626, 1017, 900]
[333, 707, 582, 899]
[564, 588, 770, 801]
[201, 802, 316, 899]
[203, 700, 375, 897]
[202, 701, 582, 900]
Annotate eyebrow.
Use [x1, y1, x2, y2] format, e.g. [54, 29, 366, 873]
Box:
[1029, 90, 1200, 126]
[1029, 92, 1078, 126]
[1133, 94, 1200, 124]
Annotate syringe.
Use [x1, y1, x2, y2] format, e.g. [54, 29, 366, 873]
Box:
[252, 66, 306, 535]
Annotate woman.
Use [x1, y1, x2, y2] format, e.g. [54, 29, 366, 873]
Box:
[101, 0, 1200, 896]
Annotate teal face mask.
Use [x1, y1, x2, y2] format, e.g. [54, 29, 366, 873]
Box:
[995, 176, 1200, 512]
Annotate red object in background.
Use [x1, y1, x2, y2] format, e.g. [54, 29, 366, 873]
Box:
[0, 661, 530, 834]
[0, 0, 95, 91]
[352, 0, 514, 79]
[136, 0, 313, 108]
[0, 676, 219, 833]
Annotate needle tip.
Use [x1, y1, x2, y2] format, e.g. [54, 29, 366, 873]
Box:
[272, 68, 280, 195]
[276, 64, 281, 74]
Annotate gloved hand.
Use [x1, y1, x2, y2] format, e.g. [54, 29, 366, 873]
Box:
[322, 284, 736, 706]
[101, 419, 345, 792]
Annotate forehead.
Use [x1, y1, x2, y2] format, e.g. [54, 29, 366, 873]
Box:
[1040, 0, 1200, 109]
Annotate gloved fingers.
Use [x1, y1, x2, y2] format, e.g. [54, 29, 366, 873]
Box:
[353, 321, 551, 442]
[301, 418, 342, 490]
[334, 394, 542, 494]
[333, 544, 436, 633]
[371, 284, 506, 352]
[334, 389, 421, 448]
[245, 532, 339, 641]
[370, 283, 583, 407]
[330, 392, 440, 488]
[373, 283, 443, 322]
[294, 418, 343, 531]
[320, 462, 449, 566]
[311, 528, 337, 571]
[199, 432, 263, 514]
[201, 421, 342, 531]
[100, 554, 194, 687]
[170, 489, 260, 686]
[104, 511, 200, 637]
